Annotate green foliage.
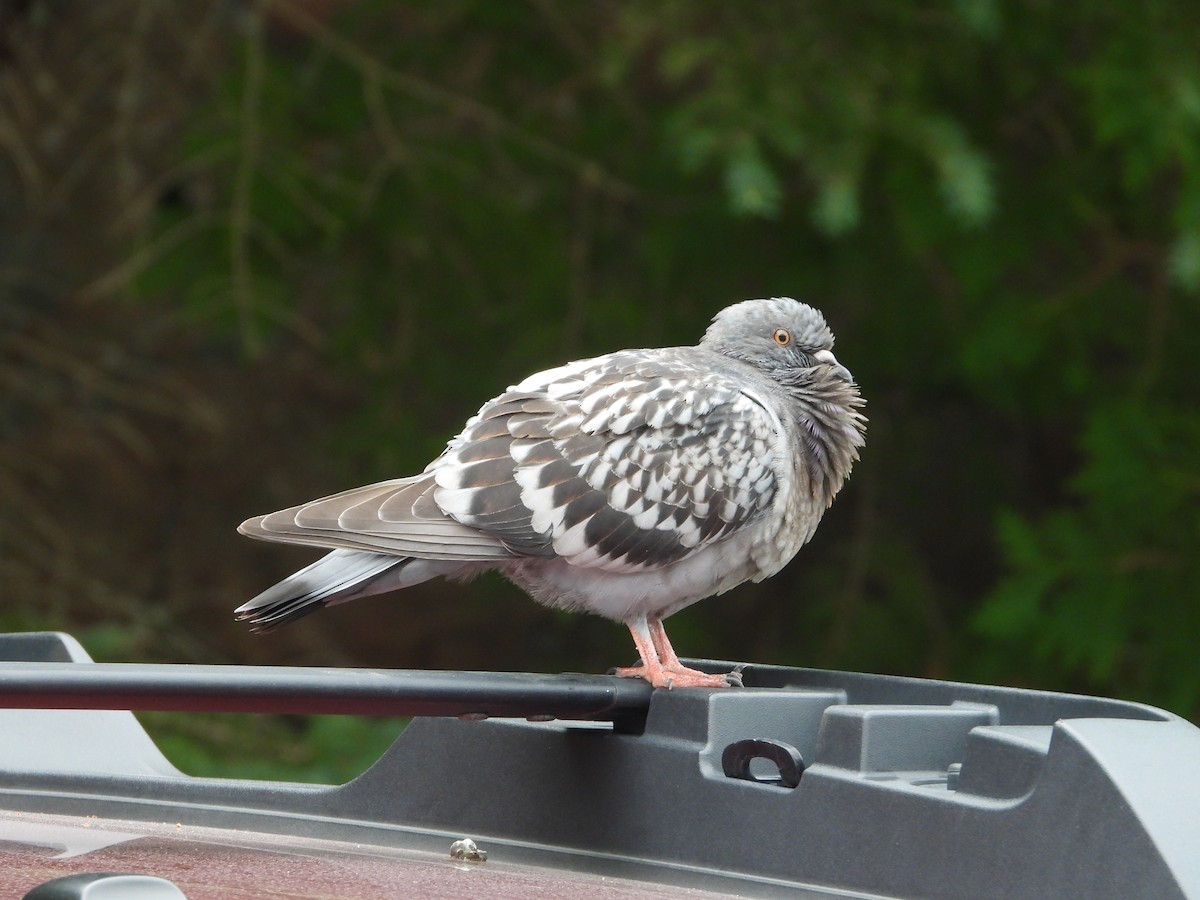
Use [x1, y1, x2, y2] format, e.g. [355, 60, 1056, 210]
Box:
[1170, 229, 1200, 291]
[139, 712, 407, 784]
[724, 137, 784, 219]
[618, 3, 1004, 232]
[975, 403, 1200, 711]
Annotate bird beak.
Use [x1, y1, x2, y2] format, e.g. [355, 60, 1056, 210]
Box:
[813, 349, 853, 383]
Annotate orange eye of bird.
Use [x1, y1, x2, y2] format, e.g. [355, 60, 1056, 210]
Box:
[772, 328, 792, 347]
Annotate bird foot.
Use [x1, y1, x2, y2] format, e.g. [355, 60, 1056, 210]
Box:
[611, 663, 742, 689]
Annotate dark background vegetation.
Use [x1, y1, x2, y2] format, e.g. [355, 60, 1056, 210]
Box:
[3, 1, 1198, 777]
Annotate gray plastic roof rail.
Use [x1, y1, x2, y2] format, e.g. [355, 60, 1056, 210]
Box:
[1, 631, 1198, 899]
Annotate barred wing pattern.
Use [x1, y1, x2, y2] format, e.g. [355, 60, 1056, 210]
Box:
[432, 351, 780, 571]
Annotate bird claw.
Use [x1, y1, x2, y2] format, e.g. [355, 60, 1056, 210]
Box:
[611, 663, 743, 689]
[660, 667, 740, 689]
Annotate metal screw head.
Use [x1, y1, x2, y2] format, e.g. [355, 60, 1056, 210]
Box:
[450, 837, 488, 862]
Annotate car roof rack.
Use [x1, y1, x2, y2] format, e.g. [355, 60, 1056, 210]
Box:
[1, 630, 1198, 899]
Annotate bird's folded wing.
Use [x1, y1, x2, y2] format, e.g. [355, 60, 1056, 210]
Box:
[435, 351, 782, 572]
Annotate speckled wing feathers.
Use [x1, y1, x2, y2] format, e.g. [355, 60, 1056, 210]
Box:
[432, 350, 780, 572]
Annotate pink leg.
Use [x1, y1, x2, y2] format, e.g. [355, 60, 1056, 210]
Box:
[648, 617, 738, 687]
[648, 617, 685, 668]
[612, 615, 669, 686]
[613, 615, 737, 689]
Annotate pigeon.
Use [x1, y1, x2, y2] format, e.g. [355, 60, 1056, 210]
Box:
[236, 297, 866, 689]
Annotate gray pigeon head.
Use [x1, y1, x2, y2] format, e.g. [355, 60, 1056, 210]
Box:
[700, 297, 844, 378]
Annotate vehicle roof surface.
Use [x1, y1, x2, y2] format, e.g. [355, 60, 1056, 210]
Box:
[0, 810, 745, 900]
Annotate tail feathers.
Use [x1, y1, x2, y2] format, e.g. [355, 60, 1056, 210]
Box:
[236, 549, 408, 632]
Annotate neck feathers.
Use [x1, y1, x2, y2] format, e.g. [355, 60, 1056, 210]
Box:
[786, 373, 866, 506]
